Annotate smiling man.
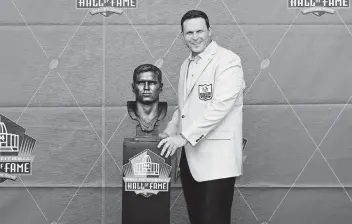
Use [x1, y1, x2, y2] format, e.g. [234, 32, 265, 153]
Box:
[157, 10, 246, 224]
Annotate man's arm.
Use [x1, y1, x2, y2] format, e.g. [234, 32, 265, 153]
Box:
[181, 54, 245, 146]
[162, 106, 180, 137]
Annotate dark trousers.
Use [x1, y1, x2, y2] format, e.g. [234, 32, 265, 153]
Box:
[180, 149, 236, 224]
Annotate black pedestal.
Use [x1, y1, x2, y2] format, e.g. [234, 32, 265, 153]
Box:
[122, 137, 172, 224]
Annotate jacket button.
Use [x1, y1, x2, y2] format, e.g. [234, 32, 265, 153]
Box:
[181, 115, 185, 118]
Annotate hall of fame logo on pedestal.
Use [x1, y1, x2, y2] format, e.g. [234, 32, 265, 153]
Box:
[288, 0, 350, 17]
[0, 115, 36, 183]
[122, 149, 172, 197]
[76, 0, 137, 17]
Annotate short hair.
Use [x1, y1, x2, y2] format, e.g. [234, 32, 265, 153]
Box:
[133, 64, 162, 84]
[181, 10, 210, 32]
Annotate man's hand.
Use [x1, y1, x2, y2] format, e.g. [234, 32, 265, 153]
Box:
[158, 135, 188, 158]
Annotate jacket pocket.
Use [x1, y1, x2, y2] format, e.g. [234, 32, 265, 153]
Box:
[206, 131, 233, 140]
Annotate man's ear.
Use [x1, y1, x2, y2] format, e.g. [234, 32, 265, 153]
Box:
[208, 27, 212, 37]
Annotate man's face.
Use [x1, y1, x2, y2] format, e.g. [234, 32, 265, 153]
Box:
[133, 71, 162, 104]
[182, 18, 212, 56]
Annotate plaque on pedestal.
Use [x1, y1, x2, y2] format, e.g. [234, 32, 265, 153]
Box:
[122, 64, 171, 224]
[122, 137, 171, 224]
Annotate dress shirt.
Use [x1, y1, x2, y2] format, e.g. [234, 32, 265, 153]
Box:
[186, 40, 215, 95]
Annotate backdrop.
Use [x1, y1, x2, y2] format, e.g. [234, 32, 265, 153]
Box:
[0, 0, 352, 223]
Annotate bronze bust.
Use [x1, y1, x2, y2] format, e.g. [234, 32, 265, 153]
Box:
[127, 64, 167, 137]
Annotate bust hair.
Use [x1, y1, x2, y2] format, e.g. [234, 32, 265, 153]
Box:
[133, 64, 162, 84]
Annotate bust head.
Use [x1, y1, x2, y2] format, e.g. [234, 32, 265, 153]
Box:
[128, 64, 167, 135]
[132, 64, 163, 104]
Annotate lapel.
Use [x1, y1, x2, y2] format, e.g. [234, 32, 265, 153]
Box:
[179, 60, 188, 103]
[185, 41, 218, 100]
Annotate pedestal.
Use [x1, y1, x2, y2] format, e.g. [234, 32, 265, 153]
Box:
[122, 137, 171, 224]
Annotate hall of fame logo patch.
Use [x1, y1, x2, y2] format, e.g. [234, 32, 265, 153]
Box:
[198, 84, 213, 101]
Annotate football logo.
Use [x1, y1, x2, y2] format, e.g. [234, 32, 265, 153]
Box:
[198, 84, 213, 101]
[0, 114, 36, 183]
[122, 149, 172, 197]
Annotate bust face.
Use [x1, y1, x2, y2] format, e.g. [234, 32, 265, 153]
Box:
[133, 71, 161, 104]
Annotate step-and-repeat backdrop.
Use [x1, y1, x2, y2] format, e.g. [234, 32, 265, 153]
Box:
[0, 0, 352, 223]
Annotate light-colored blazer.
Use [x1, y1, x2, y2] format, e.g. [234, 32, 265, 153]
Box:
[163, 41, 246, 182]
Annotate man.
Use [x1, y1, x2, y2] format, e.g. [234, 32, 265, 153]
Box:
[157, 10, 246, 224]
[127, 64, 167, 134]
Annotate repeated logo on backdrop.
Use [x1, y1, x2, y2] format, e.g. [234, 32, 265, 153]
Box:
[0, 115, 36, 183]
